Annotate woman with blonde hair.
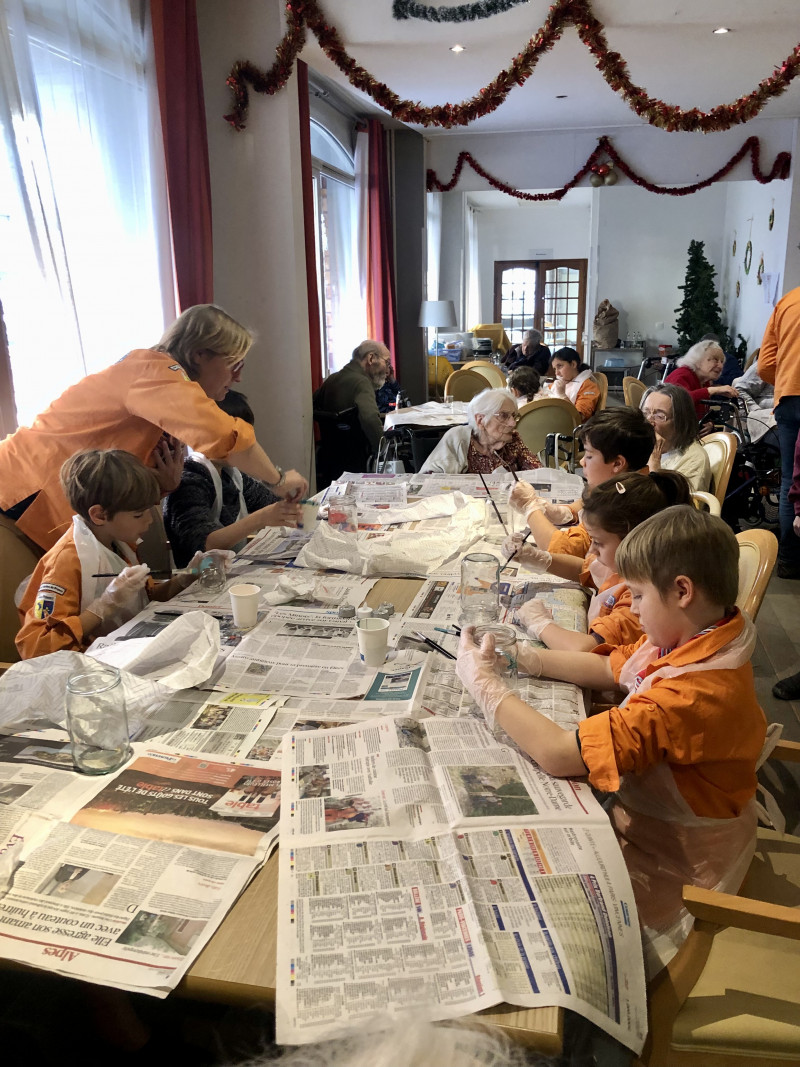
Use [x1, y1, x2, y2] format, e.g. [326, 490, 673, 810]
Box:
[0, 304, 307, 550]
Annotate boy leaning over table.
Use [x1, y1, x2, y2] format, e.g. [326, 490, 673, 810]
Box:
[456, 505, 766, 978]
[16, 449, 231, 659]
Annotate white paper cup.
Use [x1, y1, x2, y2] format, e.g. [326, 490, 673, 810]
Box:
[356, 617, 390, 667]
[300, 502, 319, 531]
[229, 583, 261, 629]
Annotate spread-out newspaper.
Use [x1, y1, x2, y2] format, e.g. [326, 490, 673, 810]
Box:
[276, 715, 647, 1054]
[0, 734, 279, 996]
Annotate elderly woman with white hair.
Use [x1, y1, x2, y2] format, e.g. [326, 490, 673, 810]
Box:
[665, 338, 739, 421]
[420, 388, 541, 474]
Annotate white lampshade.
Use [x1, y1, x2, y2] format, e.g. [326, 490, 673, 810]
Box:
[418, 299, 457, 330]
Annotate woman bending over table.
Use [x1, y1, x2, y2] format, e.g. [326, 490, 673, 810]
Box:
[420, 388, 541, 474]
[640, 383, 711, 492]
[665, 339, 738, 422]
[0, 304, 308, 551]
[548, 347, 600, 422]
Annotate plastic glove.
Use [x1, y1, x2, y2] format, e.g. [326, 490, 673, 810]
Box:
[509, 482, 543, 516]
[517, 642, 544, 678]
[794, 514, 800, 538]
[542, 502, 576, 526]
[456, 627, 512, 732]
[86, 564, 150, 623]
[502, 533, 552, 573]
[516, 599, 554, 639]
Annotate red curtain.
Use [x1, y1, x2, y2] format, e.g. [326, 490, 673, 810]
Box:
[366, 119, 398, 365]
[150, 0, 213, 310]
[297, 61, 323, 394]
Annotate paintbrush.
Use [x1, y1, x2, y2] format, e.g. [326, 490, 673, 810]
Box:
[477, 470, 507, 533]
[412, 630, 457, 660]
[500, 529, 532, 573]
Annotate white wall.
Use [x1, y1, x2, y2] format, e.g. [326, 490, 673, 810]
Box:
[476, 196, 591, 328]
[720, 178, 793, 353]
[197, 0, 313, 483]
[594, 185, 727, 349]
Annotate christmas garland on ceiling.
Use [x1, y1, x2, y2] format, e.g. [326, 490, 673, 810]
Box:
[393, 0, 529, 20]
[224, 0, 800, 132]
[426, 136, 791, 200]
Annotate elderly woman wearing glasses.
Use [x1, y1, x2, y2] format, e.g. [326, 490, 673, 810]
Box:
[0, 304, 308, 550]
[640, 383, 711, 492]
[420, 388, 541, 474]
[665, 338, 739, 421]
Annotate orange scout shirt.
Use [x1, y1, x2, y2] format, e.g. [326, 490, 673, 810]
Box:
[572, 378, 601, 422]
[16, 525, 134, 659]
[548, 521, 590, 558]
[0, 349, 257, 550]
[759, 285, 800, 405]
[577, 610, 766, 819]
[577, 557, 642, 647]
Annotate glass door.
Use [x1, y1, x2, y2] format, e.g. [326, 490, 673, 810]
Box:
[494, 259, 587, 355]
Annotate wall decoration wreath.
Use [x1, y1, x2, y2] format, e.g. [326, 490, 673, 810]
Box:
[769, 207, 775, 231]
[757, 255, 765, 284]
[744, 241, 753, 275]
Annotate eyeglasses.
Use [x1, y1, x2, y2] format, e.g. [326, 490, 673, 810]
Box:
[231, 359, 245, 375]
[492, 410, 519, 424]
[643, 409, 672, 423]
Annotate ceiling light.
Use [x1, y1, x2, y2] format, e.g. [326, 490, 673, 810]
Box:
[450, 44, 465, 53]
[713, 26, 731, 34]
[556, 94, 567, 99]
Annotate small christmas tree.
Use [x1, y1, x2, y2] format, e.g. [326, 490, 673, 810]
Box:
[673, 240, 726, 354]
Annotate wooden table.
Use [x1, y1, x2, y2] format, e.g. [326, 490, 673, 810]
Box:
[180, 575, 563, 1053]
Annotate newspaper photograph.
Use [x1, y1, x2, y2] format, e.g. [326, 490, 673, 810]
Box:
[275, 716, 647, 1052]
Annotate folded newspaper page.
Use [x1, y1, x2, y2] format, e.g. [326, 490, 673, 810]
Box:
[276, 716, 646, 1052]
[0, 736, 277, 996]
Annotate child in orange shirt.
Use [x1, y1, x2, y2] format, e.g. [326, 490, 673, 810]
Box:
[510, 470, 690, 651]
[457, 506, 766, 976]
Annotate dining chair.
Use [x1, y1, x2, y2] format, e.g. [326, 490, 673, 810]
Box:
[427, 354, 452, 398]
[0, 514, 43, 662]
[516, 398, 582, 469]
[735, 528, 778, 621]
[460, 360, 507, 389]
[313, 406, 372, 489]
[623, 375, 647, 410]
[443, 368, 490, 403]
[642, 737, 800, 1067]
[701, 431, 738, 507]
[691, 491, 721, 516]
[594, 370, 609, 412]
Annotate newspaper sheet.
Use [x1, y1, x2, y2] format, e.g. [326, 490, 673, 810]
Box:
[0, 737, 278, 996]
[275, 717, 647, 1052]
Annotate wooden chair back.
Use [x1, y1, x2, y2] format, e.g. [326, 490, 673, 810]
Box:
[443, 368, 490, 403]
[691, 491, 721, 516]
[427, 355, 452, 397]
[735, 528, 778, 620]
[701, 431, 738, 506]
[623, 375, 647, 410]
[642, 738, 800, 1067]
[594, 371, 608, 412]
[0, 514, 43, 662]
[516, 398, 581, 465]
[459, 360, 507, 389]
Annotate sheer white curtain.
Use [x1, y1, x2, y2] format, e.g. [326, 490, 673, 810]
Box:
[465, 201, 481, 329]
[324, 172, 366, 373]
[0, 0, 172, 426]
[426, 191, 441, 301]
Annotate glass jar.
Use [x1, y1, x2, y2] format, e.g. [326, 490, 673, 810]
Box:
[472, 624, 518, 681]
[460, 553, 500, 625]
[65, 664, 132, 775]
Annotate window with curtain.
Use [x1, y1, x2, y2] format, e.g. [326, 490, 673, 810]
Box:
[0, 0, 171, 427]
[310, 119, 365, 376]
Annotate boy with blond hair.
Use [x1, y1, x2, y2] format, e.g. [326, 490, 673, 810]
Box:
[457, 505, 766, 975]
[17, 450, 212, 659]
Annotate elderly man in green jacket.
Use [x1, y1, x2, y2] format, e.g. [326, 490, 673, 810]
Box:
[313, 340, 392, 459]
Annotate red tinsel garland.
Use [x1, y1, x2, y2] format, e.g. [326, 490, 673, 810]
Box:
[224, 0, 800, 133]
[426, 136, 791, 200]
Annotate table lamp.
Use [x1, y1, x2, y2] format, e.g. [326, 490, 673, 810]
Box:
[419, 299, 457, 399]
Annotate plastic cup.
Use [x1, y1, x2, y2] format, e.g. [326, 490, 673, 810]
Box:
[443, 393, 455, 413]
[230, 583, 261, 629]
[356, 617, 390, 667]
[300, 502, 319, 531]
[65, 664, 131, 775]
